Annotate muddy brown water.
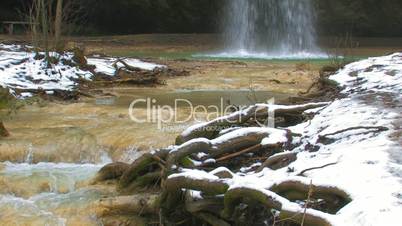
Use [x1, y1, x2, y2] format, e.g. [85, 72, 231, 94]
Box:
[0, 88, 292, 225]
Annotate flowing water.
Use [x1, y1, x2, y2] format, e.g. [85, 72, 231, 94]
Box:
[0, 88, 291, 225]
[215, 0, 326, 59]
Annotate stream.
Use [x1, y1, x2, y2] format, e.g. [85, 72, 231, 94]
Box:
[0, 88, 291, 225]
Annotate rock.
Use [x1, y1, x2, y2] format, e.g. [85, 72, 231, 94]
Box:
[0, 121, 9, 137]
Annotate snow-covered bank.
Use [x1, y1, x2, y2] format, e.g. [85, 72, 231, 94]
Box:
[157, 53, 402, 225]
[0, 43, 164, 97]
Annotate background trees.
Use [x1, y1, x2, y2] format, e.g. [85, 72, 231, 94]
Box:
[0, 0, 401, 37]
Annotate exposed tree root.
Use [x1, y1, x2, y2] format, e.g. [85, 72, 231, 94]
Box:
[166, 138, 211, 169]
[91, 100, 354, 226]
[269, 179, 352, 213]
[177, 103, 328, 144]
[119, 149, 170, 188]
[210, 128, 282, 158]
[92, 162, 130, 184]
[97, 194, 160, 216]
[176, 106, 259, 144]
[223, 187, 283, 218]
[257, 152, 298, 171]
[195, 212, 231, 226]
[224, 186, 335, 226]
[165, 175, 229, 196]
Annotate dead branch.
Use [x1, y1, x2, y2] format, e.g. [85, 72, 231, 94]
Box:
[297, 162, 338, 176]
[318, 126, 389, 144]
[214, 144, 262, 163]
[320, 126, 389, 138]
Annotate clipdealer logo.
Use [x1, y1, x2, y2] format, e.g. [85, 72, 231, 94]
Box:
[128, 97, 276, 130]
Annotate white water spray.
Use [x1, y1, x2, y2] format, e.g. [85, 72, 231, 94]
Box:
[216, 0, 326, 59]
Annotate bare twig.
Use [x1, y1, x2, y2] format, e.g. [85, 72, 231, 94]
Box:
[297, 162, 338, 176]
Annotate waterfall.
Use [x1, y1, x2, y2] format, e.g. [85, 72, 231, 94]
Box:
[219, 0, 326, 59]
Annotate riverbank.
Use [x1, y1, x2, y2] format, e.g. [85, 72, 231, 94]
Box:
[92, 53, 402, 226]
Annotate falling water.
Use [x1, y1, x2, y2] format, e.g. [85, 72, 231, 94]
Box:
[217, 0, 326, 59]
